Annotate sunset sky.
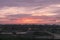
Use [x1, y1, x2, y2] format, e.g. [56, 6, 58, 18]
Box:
[0, 0, 60, 24]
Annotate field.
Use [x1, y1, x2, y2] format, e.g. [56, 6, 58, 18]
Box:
[0, 24, 60, 40]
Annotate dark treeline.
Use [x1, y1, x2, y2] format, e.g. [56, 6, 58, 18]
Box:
[0, 24, 60, 33]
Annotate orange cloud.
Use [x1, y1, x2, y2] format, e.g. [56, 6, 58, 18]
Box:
[14, 17, 57, 24]
[16, 18, 44, 24]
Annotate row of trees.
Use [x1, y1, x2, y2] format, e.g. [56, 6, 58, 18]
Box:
[0, 24, 60, 33]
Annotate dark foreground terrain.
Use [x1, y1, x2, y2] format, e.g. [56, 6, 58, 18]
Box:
[0, 24, 60, 40]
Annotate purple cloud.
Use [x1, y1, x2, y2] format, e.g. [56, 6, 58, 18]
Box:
[0, 0, 60, 24]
